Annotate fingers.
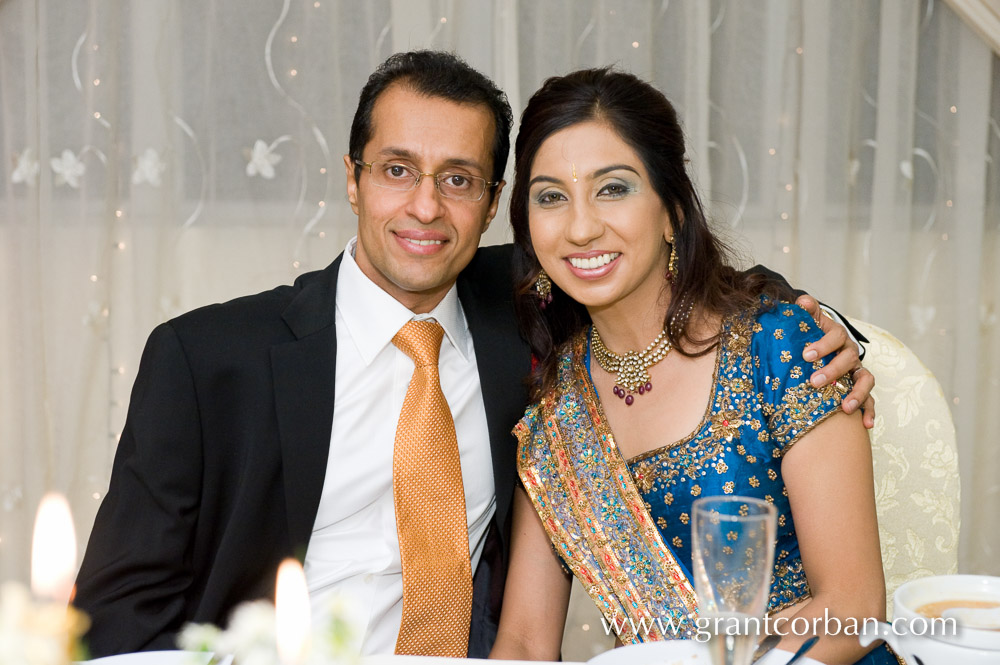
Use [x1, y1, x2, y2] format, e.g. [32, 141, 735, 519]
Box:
[861, 394, 876, 429]
[841, 367, 877, 428]
[796, 294, 821, 322]
[796, 293, 875, 427]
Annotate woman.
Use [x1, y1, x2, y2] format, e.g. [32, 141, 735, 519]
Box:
[490, 68, 895, 665]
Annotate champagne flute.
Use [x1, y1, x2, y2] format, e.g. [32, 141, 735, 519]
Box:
[692, 496, 777, 665]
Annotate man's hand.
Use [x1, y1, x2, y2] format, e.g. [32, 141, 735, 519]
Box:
[796, 295, 875, 429]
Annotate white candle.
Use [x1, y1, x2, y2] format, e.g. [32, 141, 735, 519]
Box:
[275, 558, 311, 665]
[30, 492, 77, 603]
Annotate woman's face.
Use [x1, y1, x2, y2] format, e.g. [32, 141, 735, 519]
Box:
[527, 120, 672, 315]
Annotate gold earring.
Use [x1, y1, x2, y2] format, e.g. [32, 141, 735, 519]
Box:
[666, 235, 678, 282]
[535, 269, 553, 308]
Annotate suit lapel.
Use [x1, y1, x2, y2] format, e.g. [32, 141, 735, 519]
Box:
[271, 254, 343, 556]
[458, 262, 531, 548]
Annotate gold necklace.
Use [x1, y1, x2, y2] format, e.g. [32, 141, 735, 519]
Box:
[590, 325, 672, 406]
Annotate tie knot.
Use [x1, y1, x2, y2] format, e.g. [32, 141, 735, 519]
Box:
[392, 320, 445, 368]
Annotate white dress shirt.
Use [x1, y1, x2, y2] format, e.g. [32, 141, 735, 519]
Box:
[303, 238, 495, 654]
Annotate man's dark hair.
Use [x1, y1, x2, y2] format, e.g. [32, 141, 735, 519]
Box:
[348, 50, 513, 196]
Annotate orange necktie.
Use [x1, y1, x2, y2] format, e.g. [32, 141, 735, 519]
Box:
[391, 320, 472, 656]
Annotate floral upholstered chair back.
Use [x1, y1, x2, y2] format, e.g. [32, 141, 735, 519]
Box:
[853, 320, 961, 616]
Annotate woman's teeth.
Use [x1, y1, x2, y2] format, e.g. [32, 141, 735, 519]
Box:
[568, 252, 620, 270]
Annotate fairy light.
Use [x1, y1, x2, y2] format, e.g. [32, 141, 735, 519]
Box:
[632, 41, 640, 48]
[946, 199, 953, 207]
[92, 493, 101, 501]
[782, 246, 790, 253]
[94, 112, 101, 119]
[785, 183, 793, 191]
[116, 366, 125, 375]
[290, 69, 298, 77]
[440, 17, 447, 23]
[90, 274, 98, 282]
[293, 261, 301, 269]
[796, 47, 803, 55]
[290, 36, 298, 43]
[318, 231, 326, 239]
[942, 233, 949, 241]
[313, 1, 320, 7]
[780, 212, 789, 220]
[318, 200, 325, 207]
[115, 209, 123, 218]
[117, 241, 126, 250]
[93, 78, 101, 86]
[950, 106, 957, 114]
[319, 167, 326, 174]
[768, 148, 776, 155]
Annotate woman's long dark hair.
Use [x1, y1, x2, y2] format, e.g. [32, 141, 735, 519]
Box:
[511, 67, 794, 398]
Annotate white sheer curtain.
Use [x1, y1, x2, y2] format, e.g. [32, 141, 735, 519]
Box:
[1, 0, 997, 609]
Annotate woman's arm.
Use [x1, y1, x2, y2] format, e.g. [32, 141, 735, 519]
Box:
[489, 487, 573, 660]
[776, 409, 886, 664]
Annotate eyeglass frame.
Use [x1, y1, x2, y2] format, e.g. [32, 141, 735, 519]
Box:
[353, 159, 500, 202]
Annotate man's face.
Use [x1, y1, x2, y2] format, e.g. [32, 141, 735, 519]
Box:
[344, 84, 504, 314]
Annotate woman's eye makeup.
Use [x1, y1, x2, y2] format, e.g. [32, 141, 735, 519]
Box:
[597, 179, 635, 198]
[533, 189, 566, 206]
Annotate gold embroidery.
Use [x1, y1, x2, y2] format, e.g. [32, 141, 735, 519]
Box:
[664, 492, 674, 505]
[768, 469, 777, 481]
[780, 350, 792, 363]
[723, 481, 734, 494]
[679, 513, 689, 525]
[749, 476, 760, 488]
[774, 328, 784, 340]
[690, 485, 702, 497]
[799, 321, 810, 333]
[789, 366, 802, 379]
[746, 455, 757, 463]
[672, 536, 683, 548]
[782, 308, 795, 317]
[709, 409, 743, 440]
[716, 460, 729, 474]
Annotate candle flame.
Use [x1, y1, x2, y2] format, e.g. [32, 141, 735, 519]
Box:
[30, 493, 77, 603]
[275, 558, 310, 665]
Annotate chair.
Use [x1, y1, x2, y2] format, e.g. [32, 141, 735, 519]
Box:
[852, 319, 960, 616]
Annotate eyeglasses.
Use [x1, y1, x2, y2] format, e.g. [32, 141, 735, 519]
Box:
[354, 159, 497, 202]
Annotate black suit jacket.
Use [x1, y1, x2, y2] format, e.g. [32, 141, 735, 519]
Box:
[74, 244, 531, 658]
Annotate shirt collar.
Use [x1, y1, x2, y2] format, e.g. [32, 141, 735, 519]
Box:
[336, 237, 472, 366]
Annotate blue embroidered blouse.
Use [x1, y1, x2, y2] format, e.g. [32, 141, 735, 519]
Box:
[624, 302, 848, 614]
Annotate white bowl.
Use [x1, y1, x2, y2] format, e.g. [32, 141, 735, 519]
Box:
[893, 574, 1000, 652]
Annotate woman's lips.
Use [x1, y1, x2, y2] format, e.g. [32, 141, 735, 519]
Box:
[563, 251, 621, 279]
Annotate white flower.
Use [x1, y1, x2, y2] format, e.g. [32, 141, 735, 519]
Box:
[246, 139, 283, 179]
[12, 148, 40, 186]
[132, 148, 166, 187]
[50, 149, 86, 188]
[178, 595, 359, 665]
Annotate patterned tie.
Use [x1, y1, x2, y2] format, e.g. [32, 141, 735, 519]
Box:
[391, 319, 472, 656]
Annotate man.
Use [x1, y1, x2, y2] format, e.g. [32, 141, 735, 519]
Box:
[74, 50, 872, 658]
